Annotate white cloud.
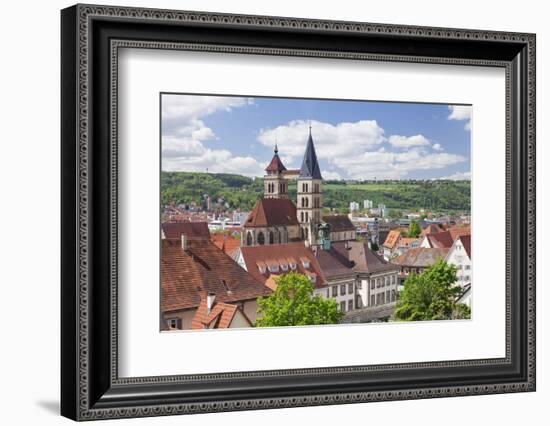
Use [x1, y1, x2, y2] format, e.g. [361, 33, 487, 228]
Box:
[334, 148, 467, 180]
[161, 94, 265, 176]
[448, 105, 472, 131]
[322, 171, 342, 180]
[257, 119, 386, 165]
[388, 134, 431, 149]
[438, 171, 471, 180]
[432, 143, 443, 151]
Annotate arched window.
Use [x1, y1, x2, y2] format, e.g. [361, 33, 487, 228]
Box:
[305, 198, 309, 207]
[304, 227, 309, 239]
[278, 230, 282, 243]
[300, 227, 304, 240]
[246, 232, 253, 246]
[257, 232, 265, 245]
[269, 231, 274, 244]
[300, 212, 304, 222]
[305, 212, 309, 222]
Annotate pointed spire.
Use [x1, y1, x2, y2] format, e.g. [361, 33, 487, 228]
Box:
[265, 142, 286, 173]
[299, 127, 322, 179]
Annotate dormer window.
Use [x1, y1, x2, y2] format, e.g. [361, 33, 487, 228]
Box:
[268, 264, 279, 273]
[301, 257, 310, 268]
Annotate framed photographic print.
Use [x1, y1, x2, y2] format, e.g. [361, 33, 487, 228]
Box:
[61, 4, 536, 421]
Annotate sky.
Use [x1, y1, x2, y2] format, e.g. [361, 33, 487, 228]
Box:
[161, 93, 471, 180]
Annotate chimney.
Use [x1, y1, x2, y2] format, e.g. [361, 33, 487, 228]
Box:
[206, 292, 216, 313]
[181, 234, 188, 250]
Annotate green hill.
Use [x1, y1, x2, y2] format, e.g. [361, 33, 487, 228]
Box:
[161, 171, 470, 213]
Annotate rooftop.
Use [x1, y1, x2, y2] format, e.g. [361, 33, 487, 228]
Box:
[391, 247, 449, 268]
[161, 238, 270, 313]
[244, 198, 299, 228]
[298, 129, 322, 180]
[162, 221, 210, 239]
[322, 215, 355, 232]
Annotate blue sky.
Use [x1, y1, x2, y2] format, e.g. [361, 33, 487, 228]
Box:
[161, 94, 471, 180]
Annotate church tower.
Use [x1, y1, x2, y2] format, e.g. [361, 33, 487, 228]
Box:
[263, 144, 289, 199]
[297, 127, 323, 246]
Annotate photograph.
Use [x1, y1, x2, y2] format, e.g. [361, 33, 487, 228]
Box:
[160, 94, 473, 331]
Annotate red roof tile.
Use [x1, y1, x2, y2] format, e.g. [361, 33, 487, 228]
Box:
[161, 238, 271, 313]
[240, 242, 327, 288]
[244, 198, 299, 228]
[265, 153, 287, 173]
[191, 298, 249, 329]
[391, 247, 449, 268]
[162, 221, 210, 239]
[458, 234, 471, 259]
[322, 215, 355, 232]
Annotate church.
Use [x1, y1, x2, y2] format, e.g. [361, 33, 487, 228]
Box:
[242, 128, 324, 247]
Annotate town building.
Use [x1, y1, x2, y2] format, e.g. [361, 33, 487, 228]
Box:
[190, 294, 253, 330]
[363, 199, 373, 209]
[237, 241, 327, 293]
[314, 236, 400, 312]
[322, 214, 356, 242]
[390, 247, 449, 288]
[445, 234, 472, 288]
[242, 128, 324, 247]
[349, 201, 360, 212]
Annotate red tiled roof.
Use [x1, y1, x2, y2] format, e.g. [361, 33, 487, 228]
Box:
[322, 214, 355, 232]
[265, 153, 287, 173]
[448, 225, 471, 241]
[162, 221, 210, 239]
[240, 242, 327, 288]
[161, 238, 271, 313]
[383, 229, 403, 249]
[316, 241, 399, 278]
[421, 223, 445, 236]
[458, 234, 471, 259]
[244, 198, 299, 228]
[391, 247, 449, 268]
[191, 298, 249, 329]
[425, 231, 454, 248]
[210, 233, 241, 257]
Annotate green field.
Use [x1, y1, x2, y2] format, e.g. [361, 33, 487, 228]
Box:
[161, 171, 470, 214]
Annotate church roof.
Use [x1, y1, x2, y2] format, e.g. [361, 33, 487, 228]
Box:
[299, 130, 322, 180]
[265, 145, 287, 173]
[244, 198, 299, 228]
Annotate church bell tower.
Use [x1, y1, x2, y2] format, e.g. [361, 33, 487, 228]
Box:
[297, 127, 323, 245]
[263, 144, 288, 199]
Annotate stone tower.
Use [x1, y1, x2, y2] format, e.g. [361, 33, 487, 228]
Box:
[297, 128, 323, 246]
[263, 144, 288, 199]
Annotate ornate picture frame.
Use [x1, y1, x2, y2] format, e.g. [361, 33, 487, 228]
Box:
[61, 4, 535, 421]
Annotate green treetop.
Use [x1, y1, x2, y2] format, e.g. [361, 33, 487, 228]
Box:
[394, 259, 471, 321]
[408, 220, 421, 238]
[256, 272, 343, 327]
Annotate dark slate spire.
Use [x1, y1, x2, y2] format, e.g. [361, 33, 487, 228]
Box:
[299, 127, 322, 179]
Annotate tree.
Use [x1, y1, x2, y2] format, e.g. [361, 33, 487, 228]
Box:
[370, 241, 379, 252]
[394, 260, 470, 321]
[408, 220, 421, 238]
[256, 272, 344, 327]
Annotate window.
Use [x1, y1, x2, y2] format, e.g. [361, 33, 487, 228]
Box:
[357, 281, 363, 289]
[348, 283, 354, 293]
[268, 264, 279, 273]
[340, 301, 346, 312]
[465, 265, 471, 270]
[246, 232, 253, 246]
[269, 231, 274, 244]
[392, 275, 396, 284]
[386, 290, 390, 302]
[370, 295, 375, 306]
[168, 319, 179, 330]
[332, 286, 337, 297]
[381, 292, 385, 304]
[340, 284, 346, 296]
[392, 290, 396, 302]
[371, 279, 375, 290]
[300, 212, 304, 222]
[464, 275, 470, 282]
[385, 276, 389, 286]
[348, 300, 353, 311]
[356, 297, 363, 308]
[305, 212, 309, 222]
[377, 278, 381, 288]
[257, 232, 265, 245]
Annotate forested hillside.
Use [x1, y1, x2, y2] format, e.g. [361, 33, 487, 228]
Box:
[161, 171, 470, 213]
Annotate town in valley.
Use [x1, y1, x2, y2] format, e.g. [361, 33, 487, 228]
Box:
[161, 128, 472, 331]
